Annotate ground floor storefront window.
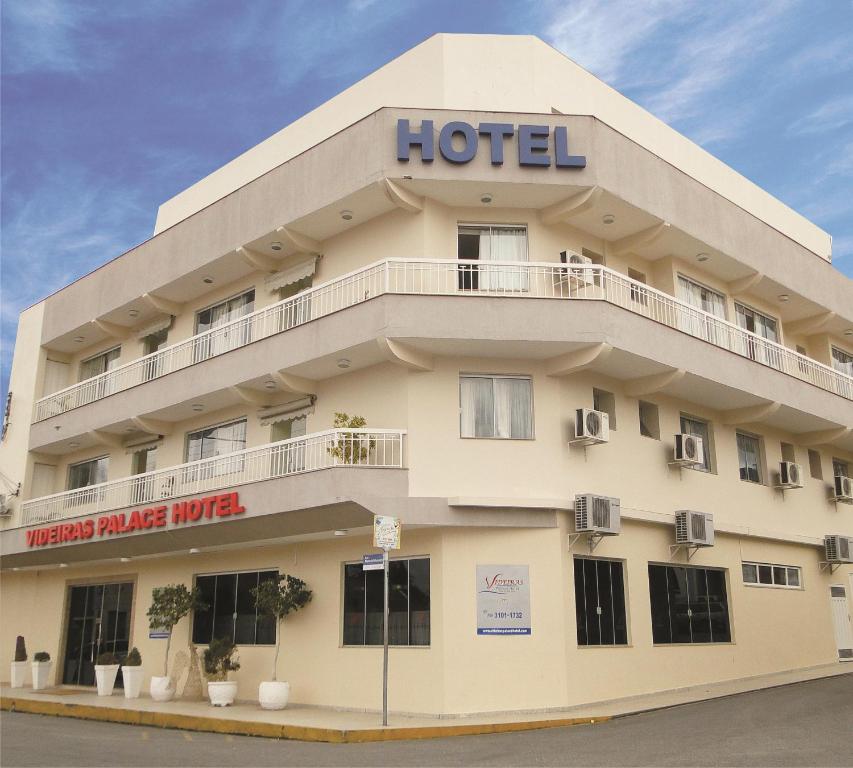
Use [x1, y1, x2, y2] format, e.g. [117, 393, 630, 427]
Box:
[648, 564, 731, 644]
[192, 570, 277, 645]
[343, 557, 430, 646]
[573, 557, 627, 646]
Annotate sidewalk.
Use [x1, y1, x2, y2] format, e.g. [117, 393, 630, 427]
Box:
[2, 663, 850, 743]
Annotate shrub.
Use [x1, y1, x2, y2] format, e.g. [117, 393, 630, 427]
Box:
[14, 636, 27, 662]
[202, 637, 240, 682]
[33, 651, 50, 662]
[96, 651, 119, 666]
[327, 413, 375, 464]
[123, 647, 142, 667]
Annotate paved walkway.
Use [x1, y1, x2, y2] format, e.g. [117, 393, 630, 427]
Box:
[1, 663, 850, 743]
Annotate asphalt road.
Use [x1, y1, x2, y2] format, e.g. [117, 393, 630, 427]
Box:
[2, 675, 852, 767]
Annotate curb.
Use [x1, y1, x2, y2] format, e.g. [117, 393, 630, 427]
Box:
[0, 697, 609, 743]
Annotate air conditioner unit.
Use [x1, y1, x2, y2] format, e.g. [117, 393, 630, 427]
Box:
[0, 494, 10, 517]
[825, 535, 853, 563]
[575, 494, 621, 535]
[574, 408, 609, 445]
[673, 433, 703, 466]
[834, 475, 853, 503]
[675, 510, 714, 547]
[778, 461, 803, 489]
[560, 251, 593, 286]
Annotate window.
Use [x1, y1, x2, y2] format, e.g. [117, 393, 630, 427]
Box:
[194, 289, 255, 361]
[679, 414, 712, 471]
[457, 225, 528, 291]
[79, 347, 121, 382]
[130, 446, 158, 504]
[593, 388, 617, 430]
[780, 442, 796, 464]
[68, 456, 109, 490]
[142, 329, 169, 381]
[831, 346, 853, 376]
[638, 401, 660, 440]
[648, 564, 731, 644]
[808, 449, 823, 480]
[460, 375, 533, 439]
[742, 562, 802, 589]
[573, 558, 627, 646]
[627, 268, 648, 305]
[833, 458, 849, 479]
[677, 275, 727, 344]
[736, 432, 763, 483]
[343, 557, 430, 646]
[734, 303, 781, 368]
[192, 570, 277, 645]
[132, 446, 157, 474]
[186, 418, 247, 463]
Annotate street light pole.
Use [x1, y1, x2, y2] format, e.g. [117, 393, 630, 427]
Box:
[382, 545, 389, 727]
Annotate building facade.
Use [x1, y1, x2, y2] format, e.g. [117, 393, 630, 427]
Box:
[1, 34, 852, 716]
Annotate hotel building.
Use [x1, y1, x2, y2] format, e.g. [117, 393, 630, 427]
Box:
[1, 34, 852, 716]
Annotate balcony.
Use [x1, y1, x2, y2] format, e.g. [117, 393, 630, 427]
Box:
[18, 429, 405, 527]
[33, 259, 853, 423]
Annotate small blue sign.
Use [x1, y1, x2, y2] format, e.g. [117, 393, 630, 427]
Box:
[149, 629, 170, 639]
[363, 553, 384, 571]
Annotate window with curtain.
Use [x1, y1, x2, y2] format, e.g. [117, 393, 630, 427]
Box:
[67, 456, 109, 490]
[648, 564, 731, 644]
[833, 458, 850, 479]
[736, 432, 762, 483]
[79, 347, 121, 382]
[457, 225, 528, 291]
[734, 303, 781, 368]
[676, 275, 727, 345]
[460, 375, 533, 439]
[186, 419, 247, 463]
[192, 570, 277, 645]
[343, 557, 430, 646]
[679, 414, 712, 472]
[194, 289, 255, 361]
[831, 346, 853, 394]
[573, 558, 628, 646]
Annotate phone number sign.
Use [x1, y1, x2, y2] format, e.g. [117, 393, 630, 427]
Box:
[476, 564, 531, 635]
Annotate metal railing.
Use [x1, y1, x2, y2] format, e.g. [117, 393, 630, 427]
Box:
[33, 259, 853, 421]
[19, 428, 405, 526]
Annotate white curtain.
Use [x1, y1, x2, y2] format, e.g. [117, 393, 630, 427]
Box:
[461, 376, 532, 439]
[460, 376, 494, 437]
[469, 226, 527, 291]
[677, 276, 726, 345]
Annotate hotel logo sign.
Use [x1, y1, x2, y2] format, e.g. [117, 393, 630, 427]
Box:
[476, 564, 532, 635]
[397, 119, 586, 168]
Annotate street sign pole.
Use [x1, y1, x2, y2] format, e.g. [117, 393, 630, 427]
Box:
[382, 545, 389, 727]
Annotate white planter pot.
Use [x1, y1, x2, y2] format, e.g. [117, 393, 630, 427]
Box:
[258, 681, 290, 710]
[10, 661, 27, 688]
[94, 664, 120, 696]
[31, 661, 52, 690]
[207, 680, 237, 707]
[121, 666, 143, 699]
[149, 675, 175, 702]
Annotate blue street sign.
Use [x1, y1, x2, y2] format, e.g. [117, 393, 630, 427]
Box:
[363, 553, 384, 571]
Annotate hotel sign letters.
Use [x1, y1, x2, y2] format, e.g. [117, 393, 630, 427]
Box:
[397, 119, 586, 168]
[25, 491, 246, 548]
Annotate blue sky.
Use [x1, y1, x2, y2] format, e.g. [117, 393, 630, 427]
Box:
[2, 0, 852, 402]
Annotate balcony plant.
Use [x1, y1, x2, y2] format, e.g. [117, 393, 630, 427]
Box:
[31, 651, 51, 690]
[11, 636, 27, 688]
[94, 651, 120, 697]
[251, 574, 313, 710]
[202, 637, 240, 707]
[146, 584, 207, 702]
[121, 647, 143, 699]
[327, 413, 375, 464]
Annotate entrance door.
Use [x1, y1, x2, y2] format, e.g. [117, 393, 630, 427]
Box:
[63, 582, 134, 685]
[830, 585, 853, 661]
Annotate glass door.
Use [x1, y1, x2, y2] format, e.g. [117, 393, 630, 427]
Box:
[62, 582, 133, 686]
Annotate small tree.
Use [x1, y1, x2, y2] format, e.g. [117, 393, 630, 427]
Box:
[14, 636, 27, 662]
[147, 584, 207, 678]
[202, 637, 240, 682]
[327, 413, 375, 464]
[252, 575, 312, 681]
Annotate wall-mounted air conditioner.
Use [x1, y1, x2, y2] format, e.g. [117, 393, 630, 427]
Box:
[778, 461, 803, 489]
[675, 510, 714, 547]
[833, 475, 853, 503]
[574, 408, 609, 445]
[560, 251, 593, 286]
[824, 535, 853, 563]
[575, 494, 621, 535]
[673, 433, 703, 466]
[0, 494, 10, 517]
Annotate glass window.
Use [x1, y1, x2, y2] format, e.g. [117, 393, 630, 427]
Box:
[742, 561, 802, 590]
[457, 225, 528, 291]
[648, 564, 730, 644]
[680, 414, 712, 471]
[573, 558, 628, 646]
[808, 449, 823, 480]
[833, 458, 850, 479]
[143, 328, 169, 355]
[638, 401, 660, 440]
[79, 347, 121, 382]
[194, 290, 255, 362]
[628, 268, 648, 305]
[67, 456, 109, 490]
[831, 346, 853, 376]
[196, 290, 255, 334]
[593, 388, 617, 430]
[192, 570, 277, 645]
[676, 276, 727, 346]
[342, 557, 430, 646]
[737, 432, 762, 483]
[460, 375, 533, 439]
[186, 419, 247, 463]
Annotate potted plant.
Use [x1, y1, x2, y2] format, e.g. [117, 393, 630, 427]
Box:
[202, 637, 240, 707]
[121, 647, 143, 699]
[146, 584, 207, 702]
[327, 413, 375, 465]
[31, 651, 51, 690]
[11, 636, 27, 688]
[94, 651, 120, 696]
[252, 574, 312, 710]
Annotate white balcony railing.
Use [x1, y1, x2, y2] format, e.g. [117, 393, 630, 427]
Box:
[33, 259, 853, 421]
[19, 428, 405, 527]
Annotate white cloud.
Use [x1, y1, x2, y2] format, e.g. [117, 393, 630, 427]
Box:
[787, 94, 853, 136]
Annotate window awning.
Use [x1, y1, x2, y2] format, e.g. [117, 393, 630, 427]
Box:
[264, 256, 318, 292]
[136, 315, 173, 340]
[258, 396, 315, 426]
[124, 438, 162, 455]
